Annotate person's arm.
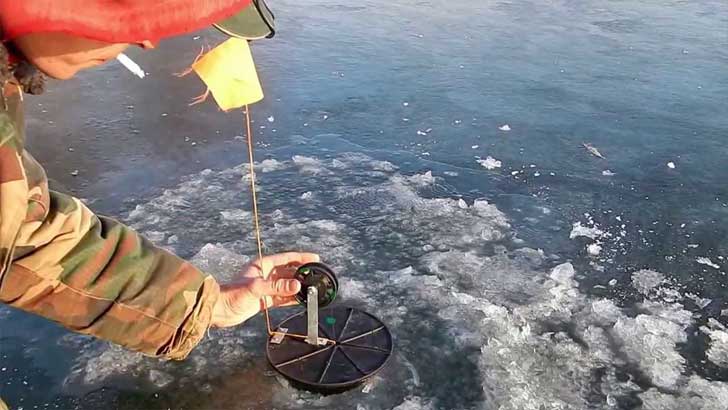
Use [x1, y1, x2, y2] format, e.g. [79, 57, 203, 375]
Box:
[0, 104, 315, 359]
[0, 115, 218, 360]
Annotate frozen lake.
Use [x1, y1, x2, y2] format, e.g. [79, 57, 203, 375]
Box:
[2, 0, 727, 409]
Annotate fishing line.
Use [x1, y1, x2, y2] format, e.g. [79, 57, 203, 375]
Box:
[243, 106, 335, 345]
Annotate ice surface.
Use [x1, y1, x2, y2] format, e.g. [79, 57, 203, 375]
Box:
[66, 150, 724, 409]
[477, 156, 502, 170]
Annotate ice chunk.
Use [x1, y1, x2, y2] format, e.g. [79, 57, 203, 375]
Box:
[219, 209, 250, 222]
[267, 115, 275, 123]
[257, 158, 287, 173]
[702, 319, 728, 368]
[590, 299, 622, 324]
[300, 191, 313, 200]
[639, 376, 728, 410]
[685, 292, 712, 309]
[292, 155, 329, 175]
[457, 198, 468, 209]
[667, 161, 675, 169]
[612, 313, 688, 389]
[602, 169, 616, 176]
[586, 243, 602, 256]
[338, 277, 369, 301]
[550, 263, 576, 286]
[499, 124, 511, 131]
[392, 397, 433, 410]
[569, 221, 604, 239]
[143, 231, 165, 244]
[406, 171, 436, 186]
[639, 300, 693, 327]
[149, 370, 173, 388]
[631, 269, 665, 295]
[697, 257, 720, 269]
[477, 156, 502, 170]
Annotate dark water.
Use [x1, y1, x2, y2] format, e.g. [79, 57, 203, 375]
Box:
[2, 0, 728, 409]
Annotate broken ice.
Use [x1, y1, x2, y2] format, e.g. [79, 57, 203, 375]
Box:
[477, 156, 502, 170]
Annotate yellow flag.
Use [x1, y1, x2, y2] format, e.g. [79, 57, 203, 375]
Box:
[192, 38, 264, 111]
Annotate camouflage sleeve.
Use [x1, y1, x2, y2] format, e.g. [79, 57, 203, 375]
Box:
[0, 112, 219, 360]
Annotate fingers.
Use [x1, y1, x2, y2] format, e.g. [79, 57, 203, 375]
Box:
[250, 277, 301, 298]
[253, 252, 320, 279]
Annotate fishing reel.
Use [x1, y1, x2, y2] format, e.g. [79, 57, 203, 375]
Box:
[293, 262, 338, 308]
[265, 262, 393, 394]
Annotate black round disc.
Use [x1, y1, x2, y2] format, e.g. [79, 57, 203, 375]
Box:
[294, 263, 339, 308]
[266, 306, 393, 393]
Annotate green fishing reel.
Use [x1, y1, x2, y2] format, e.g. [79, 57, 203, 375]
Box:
[294, 262, 338, 308]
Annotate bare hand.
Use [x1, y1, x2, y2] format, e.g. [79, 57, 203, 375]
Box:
[210, 252, 320, 328]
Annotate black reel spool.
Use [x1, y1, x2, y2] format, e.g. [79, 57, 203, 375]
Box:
[267, 263, 393, 394]
[266, 307, 393, 394]
[293, 262, 339, 308]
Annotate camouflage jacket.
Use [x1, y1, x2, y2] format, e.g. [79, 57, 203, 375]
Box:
[0, 85, 220, 360]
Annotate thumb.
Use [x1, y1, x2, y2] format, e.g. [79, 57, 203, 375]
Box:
[252, 278, 301, 297]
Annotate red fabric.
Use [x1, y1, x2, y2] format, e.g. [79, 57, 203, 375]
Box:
[0, 0, 253, 42]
